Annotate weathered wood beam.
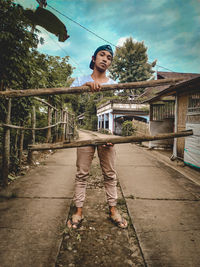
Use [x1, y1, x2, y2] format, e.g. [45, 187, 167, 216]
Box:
[29, 130, 193, 151]
[0, 78, 183, 98]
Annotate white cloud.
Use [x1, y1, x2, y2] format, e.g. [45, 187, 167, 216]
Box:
[116, 36, 138, 47]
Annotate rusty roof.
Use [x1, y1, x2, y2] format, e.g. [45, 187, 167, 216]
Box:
[136, 72, 200, 103]
[157, 71, 200, 80]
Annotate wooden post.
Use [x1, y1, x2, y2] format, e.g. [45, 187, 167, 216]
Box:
[60, 109, 64, 141]
[58, 110, 62, 141]
[46, 106, 53, 143]
[14, 129, 19, 156]
[2, 98, 11, 186]
[27, 106, 36, 164]
[55, 110, 59, 142]
[62, 111, 67, 141]
[66, 111, 69, 141]
[18, 122, 24, 169]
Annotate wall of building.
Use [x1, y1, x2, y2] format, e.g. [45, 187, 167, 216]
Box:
[149, 118, 174, 148]
[133, 120, 150, 135]
[184, 123, 200, 168]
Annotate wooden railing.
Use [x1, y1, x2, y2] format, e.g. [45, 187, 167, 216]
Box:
[0, 95, 76, 186]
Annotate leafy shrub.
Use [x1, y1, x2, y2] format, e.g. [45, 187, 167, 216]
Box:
[122, 120, 136, 136]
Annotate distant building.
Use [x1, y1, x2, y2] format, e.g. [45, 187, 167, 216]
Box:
[141, 72, 200, 168]
[97, 100, 149, 135]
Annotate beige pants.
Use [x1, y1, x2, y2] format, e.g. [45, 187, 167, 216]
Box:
[74, 145, 117, 208]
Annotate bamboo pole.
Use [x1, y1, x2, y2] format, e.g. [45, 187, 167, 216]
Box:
[0, 78, 183, 98]
[2, 98, 11, 186]
[62, 111, 67, 141]
[55, 110, 59, 142]
[66, 111, 69, 141]
[14, 128, 19, 155]
[18, 126, 24, 169]
[28, 130, 193, 151]
[46, 106, 53, 142]
[27, 106, 36, 164]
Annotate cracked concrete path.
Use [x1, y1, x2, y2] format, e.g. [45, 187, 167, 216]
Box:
[0, 148, 76, 267]
[1, 130, 200, 267]
[116, 143, 200, 267]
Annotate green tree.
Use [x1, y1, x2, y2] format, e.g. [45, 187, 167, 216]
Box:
[0, 0, 38, 91]
[0, 1, 74, 175]
[109, 37, 156, 94]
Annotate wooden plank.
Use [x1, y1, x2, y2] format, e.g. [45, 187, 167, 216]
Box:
[0, 78, 183, 98]
[29, 130, 193, 151]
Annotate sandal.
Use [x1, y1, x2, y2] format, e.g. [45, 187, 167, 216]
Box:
[109, 211, 128, 229]
[67, 214, 84, 229]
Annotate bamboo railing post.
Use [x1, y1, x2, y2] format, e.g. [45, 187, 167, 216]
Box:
[14, 129, 19, 156]
[55, 110, 59, 142]
[46, 106, 53, 143]
[62, 111, 67, 141]
[2, 97, 11, 186]
[18, 123, 24, 169]
[27, 106, 36, 164]
[66, 111, 69, 141]
[58, 110, 62, 141]
[61, 109, 65, 141]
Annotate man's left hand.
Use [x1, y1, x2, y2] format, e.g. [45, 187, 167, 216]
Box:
[102, 143, 114, 148]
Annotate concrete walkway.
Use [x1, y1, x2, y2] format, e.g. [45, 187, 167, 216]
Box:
[1, 131, 200, 267]
[116, 143, 200, 267]
[0, 148, 76, 267]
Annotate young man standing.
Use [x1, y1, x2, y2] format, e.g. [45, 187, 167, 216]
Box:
[68, 45, 127, 229]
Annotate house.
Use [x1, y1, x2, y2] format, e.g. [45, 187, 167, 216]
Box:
[141, 73, 200, 168]
[96, 99, 149, 135]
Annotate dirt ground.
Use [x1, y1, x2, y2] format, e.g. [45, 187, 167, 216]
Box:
[56, 154, 145, 267]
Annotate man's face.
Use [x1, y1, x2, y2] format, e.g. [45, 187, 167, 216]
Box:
[93, 50, 112, 72]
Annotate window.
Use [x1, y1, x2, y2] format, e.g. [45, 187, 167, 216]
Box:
[152, 101, 174, 121]
[188, 93, 200, 114]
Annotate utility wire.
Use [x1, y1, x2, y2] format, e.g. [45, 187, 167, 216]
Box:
[15, 0, 175, 73]
[42, 29, 86, 75]
[47, 3, 175, 73]
[48, 4, 117, 48]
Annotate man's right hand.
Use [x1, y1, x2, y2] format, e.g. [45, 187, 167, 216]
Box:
[84, 82, 101, 92]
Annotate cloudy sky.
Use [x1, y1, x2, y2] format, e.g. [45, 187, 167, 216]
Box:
[15, 0, 200, 77]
